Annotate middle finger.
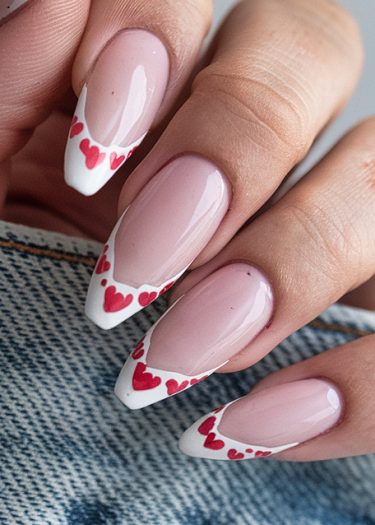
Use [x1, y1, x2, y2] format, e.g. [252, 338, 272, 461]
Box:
[85, 0, 363, 329]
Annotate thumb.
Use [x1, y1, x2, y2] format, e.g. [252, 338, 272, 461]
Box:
[0, 0, 89, 162]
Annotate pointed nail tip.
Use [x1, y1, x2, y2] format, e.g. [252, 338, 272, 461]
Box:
[85, 302, 136, 330]
[64, 174, 100, 197]
[84, 309, 117, 330]
[178, 432, 201, 459]
[114, 386, 151, 410]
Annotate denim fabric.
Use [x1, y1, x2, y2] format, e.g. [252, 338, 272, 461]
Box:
[0, 220, 374, 525]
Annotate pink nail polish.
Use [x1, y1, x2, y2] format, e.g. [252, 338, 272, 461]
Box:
[86, 155, 231, 330]
[64, 29, 169, 196]
[0, 0, 28, 22]
[179, 379, 342, 460]
[114, 263, 273, 409]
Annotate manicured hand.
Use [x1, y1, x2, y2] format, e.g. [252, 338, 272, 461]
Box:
[0, 0, 374, 462]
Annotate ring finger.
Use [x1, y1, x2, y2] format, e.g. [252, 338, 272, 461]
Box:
[114, 116, 375, 409]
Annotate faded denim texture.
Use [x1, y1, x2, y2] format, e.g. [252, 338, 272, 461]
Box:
[0, 220, 374, 525]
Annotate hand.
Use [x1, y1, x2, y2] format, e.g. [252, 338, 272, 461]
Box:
[1, 0, 374, 462]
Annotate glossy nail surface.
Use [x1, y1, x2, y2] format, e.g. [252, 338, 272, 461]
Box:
[86, 156, 230, 330]
[65, 29, 169, 196]
[114, 263, 273, 409]
[0, 0, 28, 21]
[179, 379, 342, 460]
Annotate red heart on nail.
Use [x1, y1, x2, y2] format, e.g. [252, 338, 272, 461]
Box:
[158, 281, 175, 296]
[69, 116, 84, 138]
[203, 432, 225, 450]
[110, 152, 126, 170]
[227, 449, 245, 461]
[95, 251, 111, 274]
[132, 362, 161, 390]
[138, 291, 158, 307]
[126, 146, 138, 160]
[104, 286, 133, 312]
[132, 341, 145, 360]
[198, 416, 216, 436]
[245, 448, 253, 454]
[255, 450, 272, 458]
[79, 139, 106, 169]
[166, 379, 189, 396]
[190, 375, 208, 385]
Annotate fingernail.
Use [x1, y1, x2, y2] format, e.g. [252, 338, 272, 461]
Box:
[0, 0, 28, 22]
[114, 263, 273, 409]
[64, 29, 169, 196]
[85, 155, 231, 330]
[179, 379, 342, 460]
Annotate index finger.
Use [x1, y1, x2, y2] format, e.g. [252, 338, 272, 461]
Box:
[64, 0, 213, 196]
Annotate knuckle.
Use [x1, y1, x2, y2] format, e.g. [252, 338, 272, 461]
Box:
[193, 67, 310, 161]
[280, 196, 363, 289]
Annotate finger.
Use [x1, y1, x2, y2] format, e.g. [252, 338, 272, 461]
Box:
[0, 0, 89, 162]
[174, 117, 375, 372]
[64, 0, 212, 196]
[114, 117, 375, 409]
[179, 334, 375, 461]
[84, 0, 363, 330]
[118, 0, 362, 263]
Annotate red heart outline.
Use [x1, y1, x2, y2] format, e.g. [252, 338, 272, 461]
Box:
[198, 416, 216, 436]
[126, 146, 138, 160]
[110, 152, 126, 170]
[79, 139, 106, 169]
[190, 375, 208, 385]
[69, 116, 84, 138]
[255, 450, 272, 458]
[158, 281, 175, 297]
[132, 362, 161, 390]
[138, 291, 158, 307]
[95, 249, 111, 274]
[132, 341, 145, 360]
[104, 286, 133, 312]
[203, 432, 225, 450]
[227, 449, 244, 460]
[166, 379, 189, 396]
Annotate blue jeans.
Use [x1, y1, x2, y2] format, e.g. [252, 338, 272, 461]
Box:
[0, 220, 374, 525]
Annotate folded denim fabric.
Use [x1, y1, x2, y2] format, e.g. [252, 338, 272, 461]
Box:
[0, 220, 374, 525]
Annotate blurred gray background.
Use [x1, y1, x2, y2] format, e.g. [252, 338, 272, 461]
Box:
[211, 0, 374, 181]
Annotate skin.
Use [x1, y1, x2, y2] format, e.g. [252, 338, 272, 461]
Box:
[0, 0, 374, 460]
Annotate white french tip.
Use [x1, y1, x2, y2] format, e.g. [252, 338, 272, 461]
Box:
[64, 85, 144, 197]
[114, 367, 149, 410]
[113, 353, 213, 410]
[84, 208, 181, 330]
[64, 165, 103, 197]
[84, 283, 144, 330]
[178, 408, 298, 461]
[178, 426, 208, 459]
[113, 325, 218, 410]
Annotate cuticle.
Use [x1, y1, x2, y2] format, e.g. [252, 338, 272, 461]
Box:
[0, 0, 32, 27]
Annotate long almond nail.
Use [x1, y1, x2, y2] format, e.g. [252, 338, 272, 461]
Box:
[0, 0, 28, 22]
[179, 379, 342, 460]
[85, 155, 231, 330]
[114, 263, 273, 409]
[64, 29, 169, 196]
